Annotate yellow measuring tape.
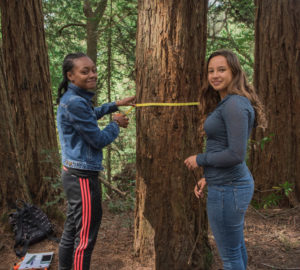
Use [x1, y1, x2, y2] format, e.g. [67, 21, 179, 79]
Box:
[124, 102, 200, 114]
[136, 102, 199, 107]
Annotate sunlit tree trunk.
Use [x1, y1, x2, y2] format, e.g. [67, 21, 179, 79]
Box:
[250, 0, 300, 203]
[135, 1, 211, 269]
[0, 0, 59, 208]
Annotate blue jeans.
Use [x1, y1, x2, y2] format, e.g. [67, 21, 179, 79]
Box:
[207, 179, 254, 270]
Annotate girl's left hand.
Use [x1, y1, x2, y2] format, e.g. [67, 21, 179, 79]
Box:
[116, 96, 136, 106]
[194, 178, 206, 199]
[184, 155, 198, 170]
[113, 113, 129, 128]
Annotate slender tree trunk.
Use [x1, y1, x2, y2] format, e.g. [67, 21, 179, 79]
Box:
[106, 0, 113, 186]
[0, 0, 59, 207]
[84, 0, 108, 105]
[135, 1, 211, 269]
[250, 0, 300, 203]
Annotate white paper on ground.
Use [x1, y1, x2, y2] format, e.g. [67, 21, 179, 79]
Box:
[19, 252, 54, 269]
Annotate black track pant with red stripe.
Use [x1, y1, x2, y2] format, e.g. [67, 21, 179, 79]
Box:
[59, 168, 102, 270]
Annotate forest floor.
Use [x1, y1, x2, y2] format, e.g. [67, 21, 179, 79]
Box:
[0, 201, 299, 270]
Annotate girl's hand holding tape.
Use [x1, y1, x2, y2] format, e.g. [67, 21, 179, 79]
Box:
[116, 96, 136, 107]
[113, 113, 129, 128]
[114, 96, 135, 128]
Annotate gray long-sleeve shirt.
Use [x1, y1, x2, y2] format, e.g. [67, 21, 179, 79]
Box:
[196, 94, 255, 185]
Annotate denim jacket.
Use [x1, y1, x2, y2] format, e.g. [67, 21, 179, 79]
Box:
[57, 83, 119, 171]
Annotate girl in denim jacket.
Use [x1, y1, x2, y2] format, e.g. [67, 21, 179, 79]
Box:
[185, 50, 267, 270]
[56, 52, 135, 270]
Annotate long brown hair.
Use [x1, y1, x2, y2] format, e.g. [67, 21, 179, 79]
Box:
[199, 49, 267, 131]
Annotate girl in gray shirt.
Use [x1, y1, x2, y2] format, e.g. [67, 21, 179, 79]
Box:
[185, 49, 266, 270]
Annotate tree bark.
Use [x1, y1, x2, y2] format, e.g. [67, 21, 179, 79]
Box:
[135, 1, 211, 269]
[0, 49, 31, 212]
[250, 0, 300, 203]
[0, 0, 59, 207]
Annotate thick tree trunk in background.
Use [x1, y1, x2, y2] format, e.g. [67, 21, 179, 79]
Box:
[135, 1, 211, 269]
[0, 0, 59, 208]
[250, 0, 300, 203]
[0, 50, 31, 212]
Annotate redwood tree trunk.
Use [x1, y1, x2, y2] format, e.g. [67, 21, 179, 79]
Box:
[0, 0, 59, 207]
[250, 0, 300, 203]
[135, 1, 211, 269]
[0, 50, 31, 212]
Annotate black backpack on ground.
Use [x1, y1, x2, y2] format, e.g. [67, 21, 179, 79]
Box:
[9, 201, 57, 257]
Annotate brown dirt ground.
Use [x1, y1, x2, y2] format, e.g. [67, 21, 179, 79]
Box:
[1, 203, 299, 270]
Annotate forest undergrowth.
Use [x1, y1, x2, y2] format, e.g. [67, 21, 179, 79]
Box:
[0, 200, 299, 270]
